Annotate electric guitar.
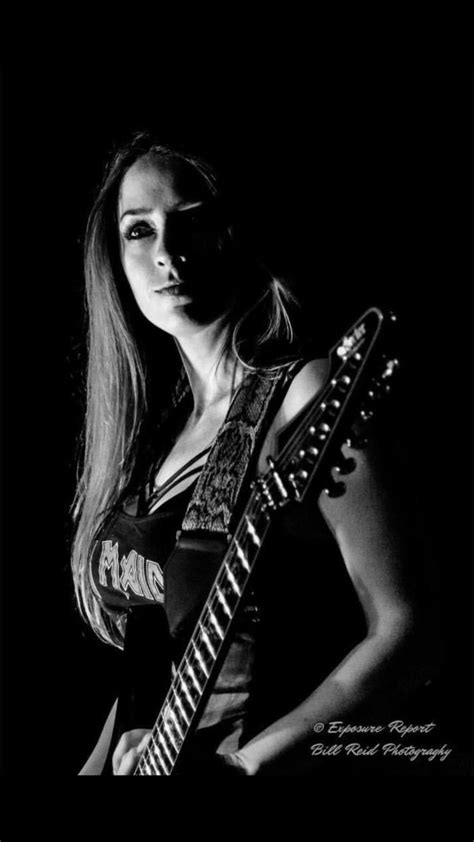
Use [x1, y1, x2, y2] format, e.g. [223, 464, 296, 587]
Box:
[133, 306, 399, 775]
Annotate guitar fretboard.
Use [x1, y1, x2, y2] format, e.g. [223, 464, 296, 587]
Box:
[133, 307, 395, 775]
[135, 485, 271, 775]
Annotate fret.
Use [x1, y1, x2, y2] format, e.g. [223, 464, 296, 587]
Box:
[224, 562, 241, 596]
[157, 730, 175, 766]
[178, 672, 197, 710]
[163, 719, 179, 754]
[166, 699, 189, 739]
[147, 745, 164, 775]
[234, 540, 251, 572]
[186, 661, 203, 694]
[190, 641, 210, 678]
[171, 686, 190, 727]
[216, 585, 232, 618]
[199, 622, 217, 659]
[204, 618, 222, 650]
[152, 739, 171, 775]
[245, 516, 261, 547]
[138, 757, 149, 775]
[165, 705, 183, 741]
[209, 609, 225, 640]
[148, 759, 163, 776]
[217, 576, 239, 607]
[166, 698, 187, 735]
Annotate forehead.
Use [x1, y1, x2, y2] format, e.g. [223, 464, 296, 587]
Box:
[118, 153, 209, 213]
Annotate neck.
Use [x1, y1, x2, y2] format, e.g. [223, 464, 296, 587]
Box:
[174, 321, 244, 422]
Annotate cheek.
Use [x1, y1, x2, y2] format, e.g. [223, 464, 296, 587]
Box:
[121, 246, 151, 287]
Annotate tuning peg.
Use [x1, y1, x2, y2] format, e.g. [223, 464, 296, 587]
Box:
[382, 358, 400, 378]
[315, 423, 331, 442]
[330, 374, 352, 389]
[287, 473, 301, 500]
[323, 478, 346, 498]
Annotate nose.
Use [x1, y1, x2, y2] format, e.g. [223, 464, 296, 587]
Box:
[155, 229, 174, 269]
[154, 221, 184, 272]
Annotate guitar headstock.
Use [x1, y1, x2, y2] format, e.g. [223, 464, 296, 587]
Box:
[330, 307, 399, 447]
[258, 307, 399, 509]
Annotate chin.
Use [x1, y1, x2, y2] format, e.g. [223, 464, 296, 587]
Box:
[138, 295, 234, 338]
[139, 306, 195, 338]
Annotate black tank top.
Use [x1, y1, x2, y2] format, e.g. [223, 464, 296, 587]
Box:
[92, 450, 259, 769]
[90, 447, 210, 610]
[94, 416, 368, 777]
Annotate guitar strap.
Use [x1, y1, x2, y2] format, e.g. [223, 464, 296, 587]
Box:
[179, 358, 307, 537]
[164, 356, 309, 646]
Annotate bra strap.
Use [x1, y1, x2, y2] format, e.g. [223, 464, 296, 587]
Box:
[139, 445, 212, 516]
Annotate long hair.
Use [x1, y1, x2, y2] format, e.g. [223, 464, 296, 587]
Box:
[71, 131, 303, 648]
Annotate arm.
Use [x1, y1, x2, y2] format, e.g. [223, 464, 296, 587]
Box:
[78, 698, 118, 776]
[233, 360, 437, 775]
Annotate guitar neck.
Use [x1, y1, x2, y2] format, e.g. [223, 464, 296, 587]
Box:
[134, 307, 397, 775]
[135, 483, 271, 775]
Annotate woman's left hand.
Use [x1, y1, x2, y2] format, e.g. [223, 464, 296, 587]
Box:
[113, 729, 152, 775]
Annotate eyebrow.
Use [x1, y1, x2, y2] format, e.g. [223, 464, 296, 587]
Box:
[120, 207, 153, 222]
[119, 201, 205, 223]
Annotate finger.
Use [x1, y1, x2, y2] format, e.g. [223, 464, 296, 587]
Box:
[112, 733, 134, 774]
[112, 729, 152, 774]
[116, 749, 139, 776]
[137, 732, 152, 754]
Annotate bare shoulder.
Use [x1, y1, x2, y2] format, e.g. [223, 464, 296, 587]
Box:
[256, 358, 330, 473]
[278, 357, 330, 431]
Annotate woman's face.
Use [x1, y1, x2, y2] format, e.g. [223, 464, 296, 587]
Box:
[118, 153, 237, 337]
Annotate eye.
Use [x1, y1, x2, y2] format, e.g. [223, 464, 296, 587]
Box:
[122, 222, 154, 241]
[178, 205, 211, 228]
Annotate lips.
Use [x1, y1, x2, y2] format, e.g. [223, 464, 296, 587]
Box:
[154, 282, 192, 297]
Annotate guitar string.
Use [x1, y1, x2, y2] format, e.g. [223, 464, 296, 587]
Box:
[136, 470, 283, 776]
[137, 349, 372, 773]
[139, 397, 354, 772]
[139, 315, 391, 773]
[137, 369, 353, 774]
[136, 386, 336, 775]
[137, 488, 271, 774]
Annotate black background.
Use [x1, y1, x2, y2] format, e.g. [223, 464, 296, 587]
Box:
[1, 67, 471, 777]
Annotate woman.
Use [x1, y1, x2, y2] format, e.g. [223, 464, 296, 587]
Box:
[73, 132, 433, 776]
